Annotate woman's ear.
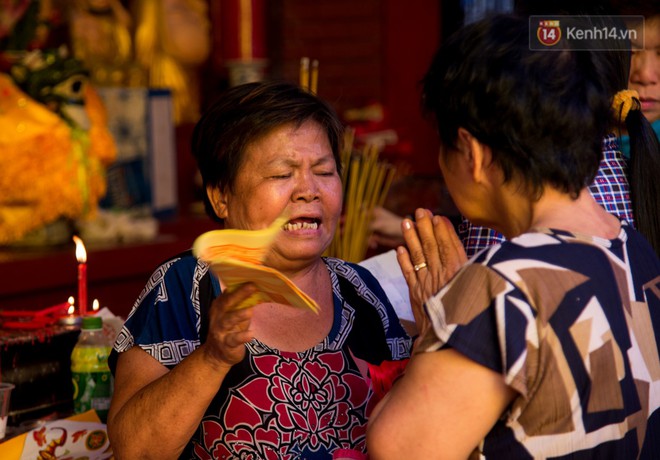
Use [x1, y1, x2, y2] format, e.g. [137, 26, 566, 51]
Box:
[206, 185, 228, 219]
[456, 127, 493, 184]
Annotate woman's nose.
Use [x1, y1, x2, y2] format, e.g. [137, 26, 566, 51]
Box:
[293, 171, 320, 202]
[630, 51, 660, 85]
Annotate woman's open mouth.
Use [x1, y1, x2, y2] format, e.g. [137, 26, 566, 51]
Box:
[283, 217, 320, 231]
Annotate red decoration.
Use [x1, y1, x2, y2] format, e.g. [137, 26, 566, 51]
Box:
[367, 358, 410, 404]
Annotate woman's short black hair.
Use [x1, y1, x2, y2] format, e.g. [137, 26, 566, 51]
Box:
[191, 81, 345, 222]
[421, 14, 612, 200]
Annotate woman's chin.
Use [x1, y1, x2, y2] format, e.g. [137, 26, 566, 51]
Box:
[268, 244, 329, 267]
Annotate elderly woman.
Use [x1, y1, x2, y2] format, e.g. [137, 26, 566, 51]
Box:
[107, 81, 412, 459]
[367, 15, 660, 459]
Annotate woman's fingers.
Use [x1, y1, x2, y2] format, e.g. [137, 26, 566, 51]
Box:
[205, 283, 257, 367]
[398, 210, 468, 322]
[414, 208, 442, 277]
[432, 216, 467, 284]
[396, 245, 426, 329]
[401, 209, 435, 268]
[396, 243, 415, 287]
[398, 209, 439, 330]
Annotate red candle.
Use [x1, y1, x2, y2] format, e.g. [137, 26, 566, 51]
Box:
[221, 0, 266, 61]
[73, 236, 88, 316]
[58, 296, 82, 327]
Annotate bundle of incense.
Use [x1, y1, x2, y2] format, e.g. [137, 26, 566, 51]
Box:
[193, 215, 319, 313]
[299, 57, 319, 93]
[325, 131, 396, 262]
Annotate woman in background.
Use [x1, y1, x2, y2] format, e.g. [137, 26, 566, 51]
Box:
[615, 2, 660, 255]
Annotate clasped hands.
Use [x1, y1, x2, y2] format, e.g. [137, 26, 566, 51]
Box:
[395, 208, 467, 340]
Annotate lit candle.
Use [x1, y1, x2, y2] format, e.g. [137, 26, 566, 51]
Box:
[92, 298, 100, 313]
[58, 296, 82, 327]
[73, 236, 88, 317]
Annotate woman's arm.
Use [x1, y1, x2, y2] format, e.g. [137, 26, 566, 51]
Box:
[367, 348, 516, 459]
[368, 206, 406, 249]
[107, 283, 256, 459]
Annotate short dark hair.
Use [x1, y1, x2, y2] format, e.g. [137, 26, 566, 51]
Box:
[611, 0, 660, 19]
[191, 81, 345, 222]
[421, 14, 611, 199]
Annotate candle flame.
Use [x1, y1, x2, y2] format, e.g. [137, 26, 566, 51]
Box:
[92, 299, 100, 311]
[68, 296, 75, 305]
[67, 304, 75, 315]
[73, 235, 87, 263]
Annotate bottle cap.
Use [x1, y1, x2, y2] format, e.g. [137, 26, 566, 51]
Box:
[81, 316, 103, 330]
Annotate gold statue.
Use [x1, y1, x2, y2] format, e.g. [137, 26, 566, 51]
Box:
[68, 0, 137, 86]
[133, 0, 211, 124]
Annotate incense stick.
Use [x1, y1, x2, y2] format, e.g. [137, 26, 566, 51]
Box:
[310, 59, 319, 94]
[299, 57, 310, 90]
[299, 57, 319, 93]
[325, 132, 397, 262]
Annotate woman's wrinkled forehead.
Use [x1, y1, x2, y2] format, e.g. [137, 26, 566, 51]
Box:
[230, 120, 335, 178]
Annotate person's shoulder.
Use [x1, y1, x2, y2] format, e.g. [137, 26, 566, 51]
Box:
[324, 256, 379, 282]
[471, 231, 573, 267]
[152, 249, 208, 279]
[621, 224, 660, 265]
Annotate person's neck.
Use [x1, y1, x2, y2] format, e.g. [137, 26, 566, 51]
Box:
[528, 188, 621, 239]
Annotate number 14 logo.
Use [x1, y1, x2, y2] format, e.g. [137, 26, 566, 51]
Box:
[537, 20, 561, 46]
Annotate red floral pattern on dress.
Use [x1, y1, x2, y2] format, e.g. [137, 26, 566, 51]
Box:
[192, 350, 371, 459]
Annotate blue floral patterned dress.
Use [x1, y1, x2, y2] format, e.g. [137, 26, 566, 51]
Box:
[110, 253, 412, 459]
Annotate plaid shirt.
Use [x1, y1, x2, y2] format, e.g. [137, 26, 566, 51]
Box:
[458, 134, 634, 257]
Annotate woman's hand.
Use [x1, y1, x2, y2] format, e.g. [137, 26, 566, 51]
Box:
[368, 206, 406, 249]
[202, 283, 257, 369]
[109, 283, 258, 460]
[396, 208, 467, 338]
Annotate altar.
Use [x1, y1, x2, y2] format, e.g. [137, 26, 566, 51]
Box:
[0, 324, 80, 427]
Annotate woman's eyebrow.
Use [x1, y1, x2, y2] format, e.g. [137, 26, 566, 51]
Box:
[269, 154, 335, 167]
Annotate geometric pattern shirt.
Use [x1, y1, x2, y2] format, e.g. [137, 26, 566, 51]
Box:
[458, 134, 635, 257]
[111, 253, 412, 459]
[420, 222, 660, 459]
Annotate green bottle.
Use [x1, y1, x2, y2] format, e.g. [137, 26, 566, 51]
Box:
[71, 316, 113, 422]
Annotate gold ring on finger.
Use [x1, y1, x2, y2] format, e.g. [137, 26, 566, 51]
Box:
[413, 262, 428, 272]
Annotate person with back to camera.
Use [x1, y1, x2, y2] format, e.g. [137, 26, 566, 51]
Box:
[367, 14, 660, 459]
[369, 6, 660, 259]
[106, 81, 412, 459]
[456, 5, 660, 258]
